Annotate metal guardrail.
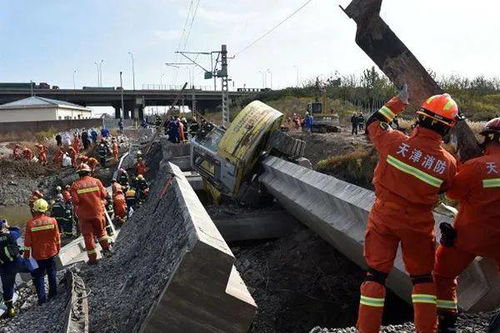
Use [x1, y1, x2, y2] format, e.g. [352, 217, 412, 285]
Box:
[63, 271, 89, 333]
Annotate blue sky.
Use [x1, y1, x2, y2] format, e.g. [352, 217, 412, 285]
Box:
[1, 0, 499, 92]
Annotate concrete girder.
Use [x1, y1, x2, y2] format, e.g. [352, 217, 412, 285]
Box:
[259, 156, 500, 312]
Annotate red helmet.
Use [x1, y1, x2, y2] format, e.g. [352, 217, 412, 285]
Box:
[417, 94, 460, 127]
[480, 117, 500, 136]
[77, 163, 91, 173]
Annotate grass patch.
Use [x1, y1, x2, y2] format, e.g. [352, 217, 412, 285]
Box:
[316, 148, 378, 189]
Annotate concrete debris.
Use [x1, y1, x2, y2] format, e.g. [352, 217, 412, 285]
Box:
[63, 270, 89, 333]
[233, 227, 410, 333]
[78, 160, 255, 332]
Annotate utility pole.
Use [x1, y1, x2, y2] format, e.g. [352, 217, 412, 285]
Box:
[128, 51, 136, 90]
[30, 80, 34, 96]
[220, 44, 229, 125]
[259, 70, 267, 88]
[99, 60, 104, 86]
[120, 71, 125, 119]
[173, 44, 231, 126]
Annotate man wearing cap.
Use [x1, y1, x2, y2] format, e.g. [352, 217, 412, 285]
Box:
[70, 164, 112, 264]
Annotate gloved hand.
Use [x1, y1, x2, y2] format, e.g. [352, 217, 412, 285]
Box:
[439, 222, 457, 247]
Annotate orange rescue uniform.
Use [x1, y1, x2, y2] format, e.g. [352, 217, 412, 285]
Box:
[12, 146, 21, 159]
[53, 148, 64, 167]
[357, 98, 457, 333]
[37, 145, 47, 164]
[23, 214, 61, 260]
[113, 192, 127, 221]
[88, 157, 99, 173]
[72, 137, 80, 154]
[135, 160, 146, 176]
[68, 147, 77, 166]
[70, 175, 110, 263]
[112, 142, 119, 162]
[23, 148, 33, 160]
[434, 144, 500, 313]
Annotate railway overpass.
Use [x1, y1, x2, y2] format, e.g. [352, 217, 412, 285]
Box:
[0, 88, 258, 119]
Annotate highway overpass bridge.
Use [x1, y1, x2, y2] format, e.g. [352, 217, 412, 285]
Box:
[0, 88, 258, 119]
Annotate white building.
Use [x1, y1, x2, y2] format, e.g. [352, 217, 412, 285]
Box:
[0, 96, 92, 122]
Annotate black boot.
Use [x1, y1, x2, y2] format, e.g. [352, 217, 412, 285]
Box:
[1, 300, 16, 319]
[438, 311, 457, 333]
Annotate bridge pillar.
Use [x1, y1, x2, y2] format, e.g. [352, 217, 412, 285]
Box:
[138, 106, 144, 120]
[113, 104, 121, 119]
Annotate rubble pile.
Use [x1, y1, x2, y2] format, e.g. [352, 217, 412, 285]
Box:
[233, 227, 411, 333]
[81, 162, 197, 332]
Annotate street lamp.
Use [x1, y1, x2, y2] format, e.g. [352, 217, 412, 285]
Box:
[128, 51, 136, 90]
[258, 70, 267, 88]
[94, 62, 100, 86]
[293, 65, 299, 87]
[73, 70, 77, 90]
[267, 68, 273, 89]
[160, 73, 167, 88]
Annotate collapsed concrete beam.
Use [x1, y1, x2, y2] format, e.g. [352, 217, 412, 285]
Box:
[137, 162, 256, 332]
[260, 156, 500, 312]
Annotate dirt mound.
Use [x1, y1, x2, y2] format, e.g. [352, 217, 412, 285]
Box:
[233, 227, 411, 333]
[289, 132, 371, 167]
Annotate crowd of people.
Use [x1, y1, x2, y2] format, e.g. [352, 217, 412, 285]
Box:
[9, 127, 121, 170]
[350, 113, 366, 135]
[1, 128, 152, 319]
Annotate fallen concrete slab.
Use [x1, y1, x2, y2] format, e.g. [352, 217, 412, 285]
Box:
[82, 160, 256, 332]
[260, 156, 500, 312]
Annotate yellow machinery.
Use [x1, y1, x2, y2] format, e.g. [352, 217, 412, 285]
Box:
[191, 101, 306, 204]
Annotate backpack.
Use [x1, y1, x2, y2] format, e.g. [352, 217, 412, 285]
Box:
[0, 232, 20, 265]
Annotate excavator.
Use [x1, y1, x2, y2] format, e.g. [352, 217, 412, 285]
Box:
[306, 84, 341, 133]
[191, 100, 306, 205]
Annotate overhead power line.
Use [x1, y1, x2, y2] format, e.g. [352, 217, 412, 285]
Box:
[234, 0, 314, 57]
[183, 0, 201, 50]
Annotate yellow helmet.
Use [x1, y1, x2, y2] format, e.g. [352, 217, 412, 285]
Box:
[33, 199, 49, 213]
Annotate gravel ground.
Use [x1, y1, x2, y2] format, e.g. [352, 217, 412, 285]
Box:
[0, 269, 73, 333]
[309, 311, 498, 333]
[233, 227, 411, 333]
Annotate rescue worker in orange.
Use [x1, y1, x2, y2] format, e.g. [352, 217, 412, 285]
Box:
[111, 180, 127, 225]
[135, 157, 147, 176]
[62, 185, 72, 203]
[23, 147, 33, 161]
[434, 117, 500, 332]
[87, 157, 99, 173]
[23, 199, 60, 305]
[111, 138, 119, 162]
[76, 154, 89, 165]
[36, 144, 47, 165]
[53, 147, 64, 167]
[11, 144, 21, 160]
[68, 146, 77, 167]
[357, 85, 459, 333]
[72, 134, 80, 154]
[28, 190, 44, 216]
[70, 164, 112, 264]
